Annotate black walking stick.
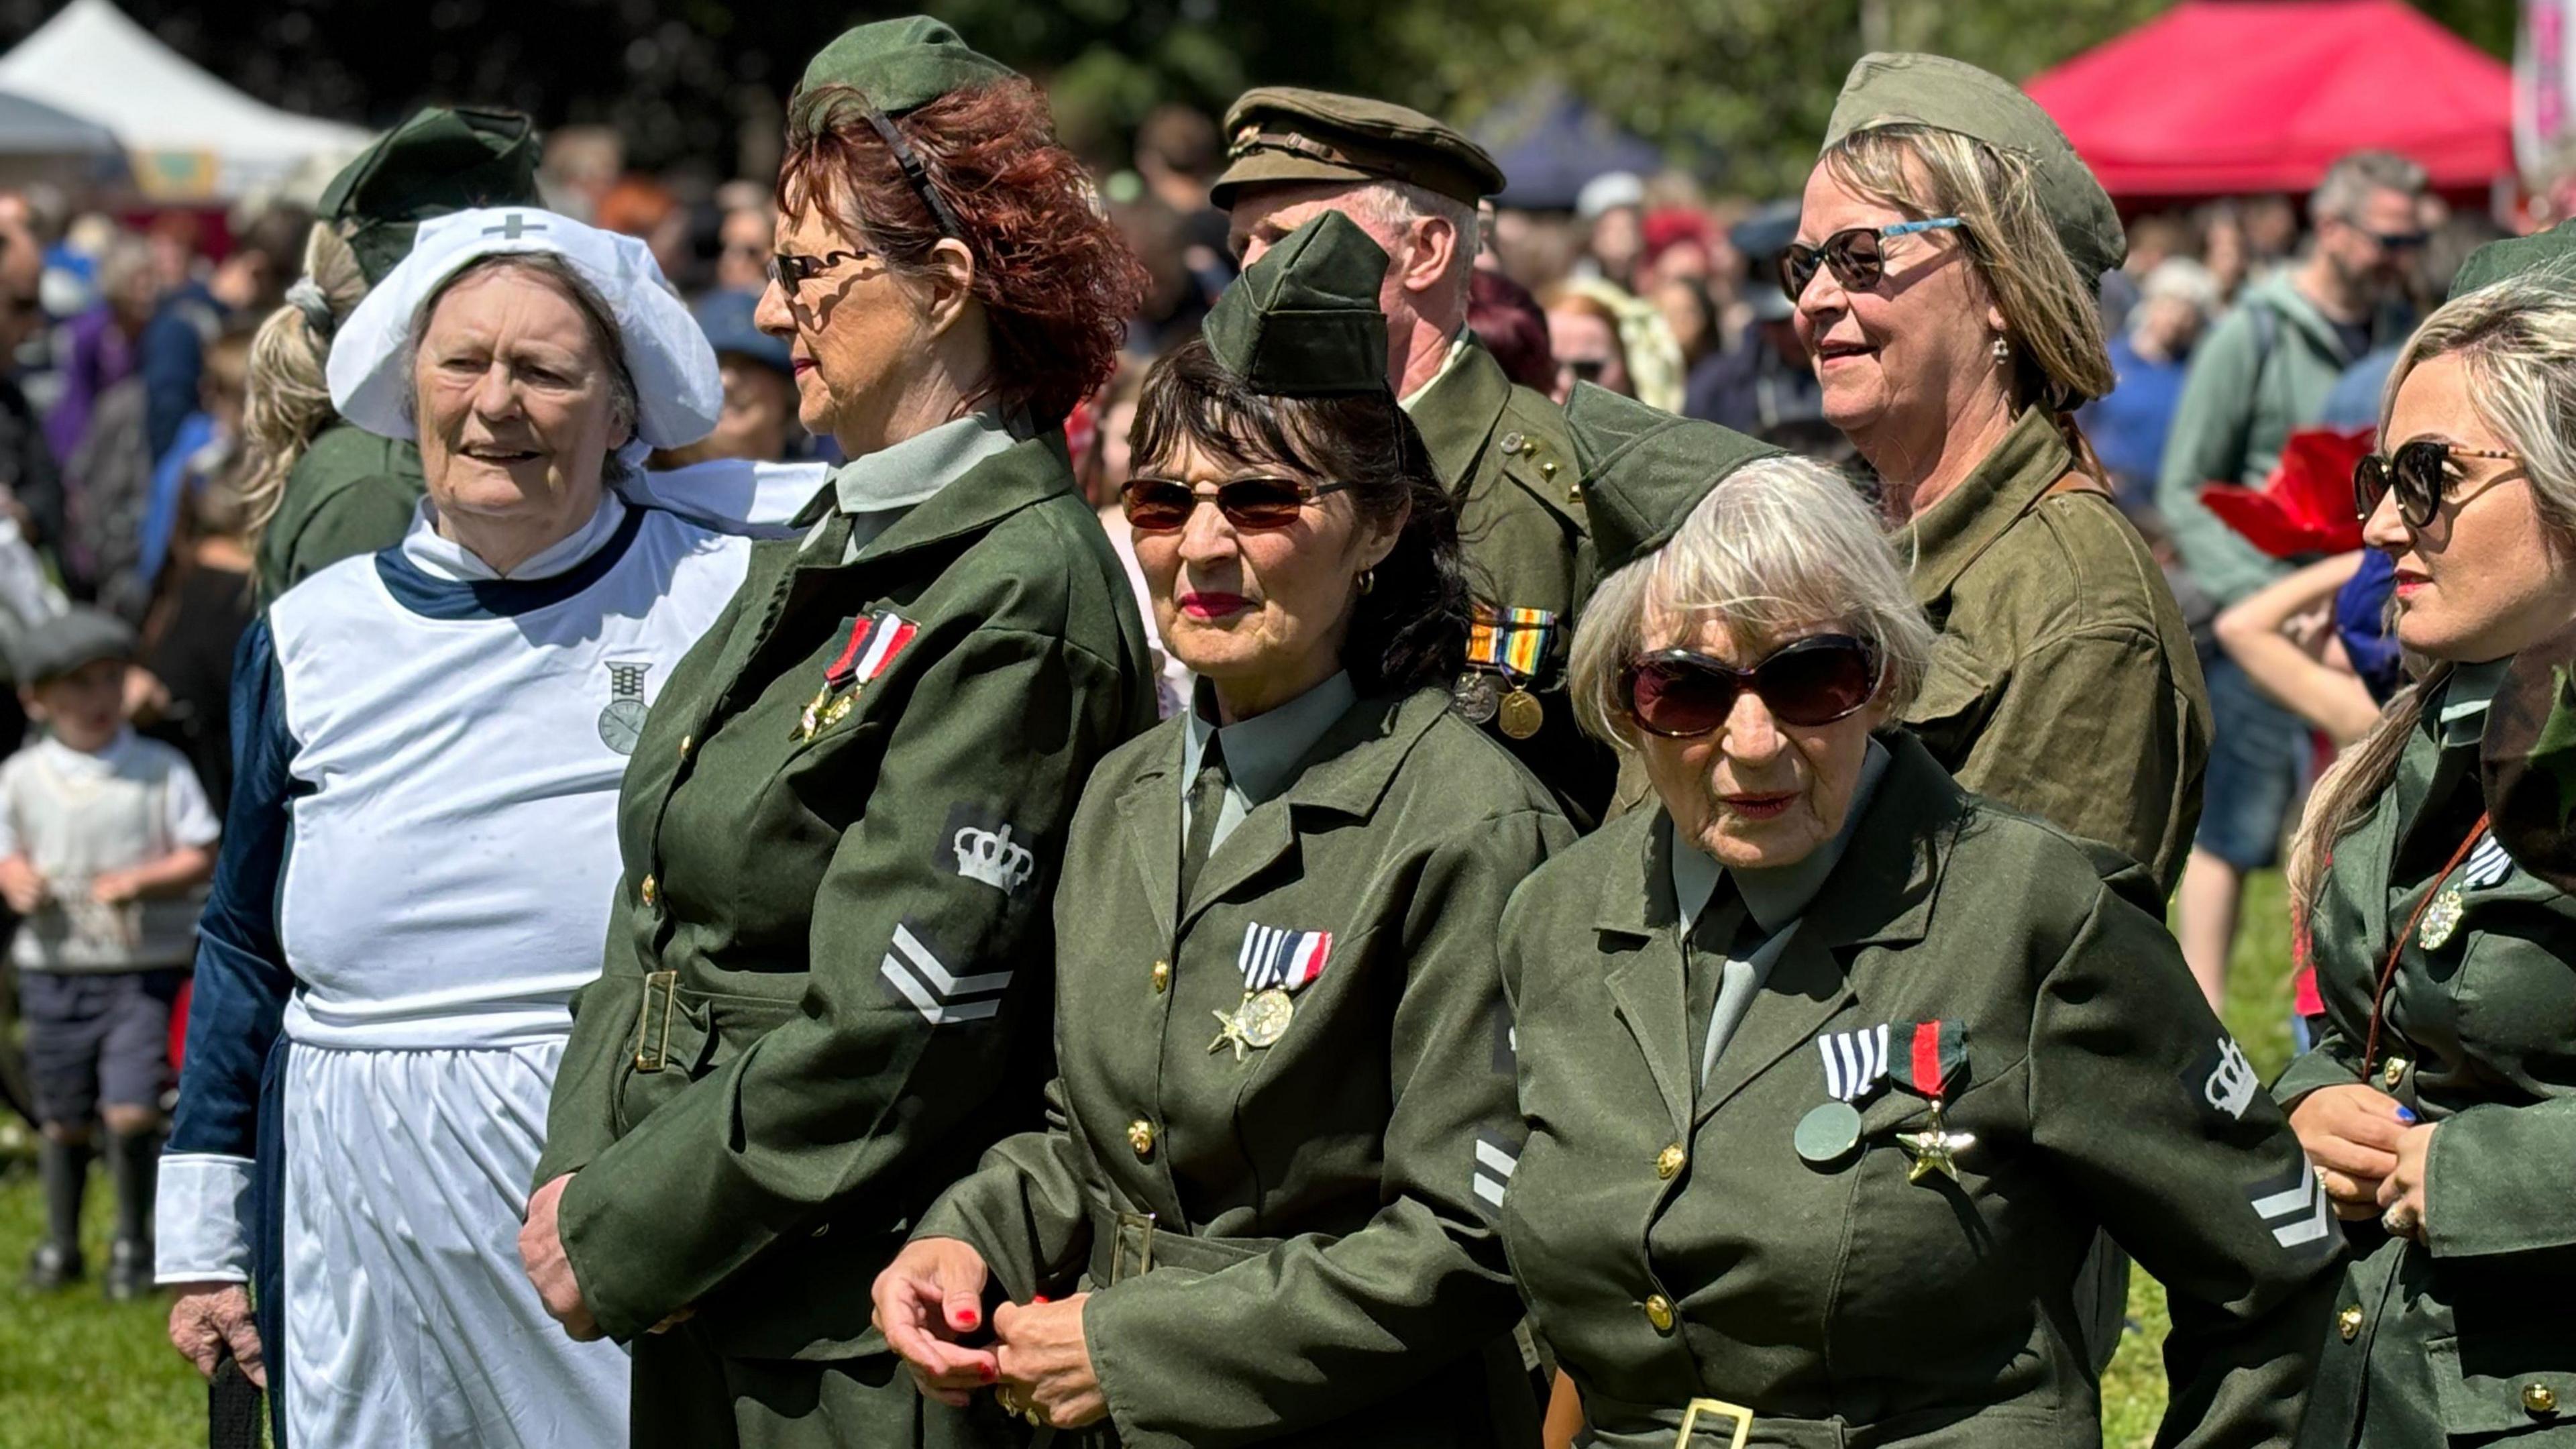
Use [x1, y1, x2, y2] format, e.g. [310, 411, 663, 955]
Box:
[208, 1342, 264, 1449]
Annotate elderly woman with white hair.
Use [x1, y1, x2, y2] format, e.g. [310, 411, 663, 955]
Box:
[1494, 388, 2338, 1448]
[152, 207, 763, 1448]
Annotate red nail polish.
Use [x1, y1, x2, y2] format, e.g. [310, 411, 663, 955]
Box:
[1031, 1295, 1049, 1305]
[979, 1362, 998, 1382]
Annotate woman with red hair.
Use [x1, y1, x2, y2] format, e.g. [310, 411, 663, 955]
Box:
[520, 18, 1159, 1447]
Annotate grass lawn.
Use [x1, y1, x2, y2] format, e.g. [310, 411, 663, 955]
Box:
[0, 873, 2304, 1448]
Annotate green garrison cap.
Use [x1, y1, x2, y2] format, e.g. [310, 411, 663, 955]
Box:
[1203, 211, 1391, 396]
[1823, 52, 2125, 284]
[2483, 619, 2576, 894]
[1564, 384, 1782, 575]
[792, 16, 1018, 129]
[2449, 219, 2576, 301]
[319, 107, 542, 286]
[1212, 87, 1505, 211]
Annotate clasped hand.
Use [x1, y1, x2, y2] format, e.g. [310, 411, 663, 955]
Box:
[872, 1237, 1106, 1428]
[2288, 1082, 2436, 1238]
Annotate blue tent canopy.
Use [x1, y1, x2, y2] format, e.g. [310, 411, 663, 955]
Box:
[1472, 84, 1668, 211]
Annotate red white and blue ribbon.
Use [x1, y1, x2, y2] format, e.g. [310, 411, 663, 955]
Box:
[1238, 922, 1332, 994]
[827, 610, 918, 690]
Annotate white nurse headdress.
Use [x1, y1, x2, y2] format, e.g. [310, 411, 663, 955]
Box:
[325, 206, 722, 464]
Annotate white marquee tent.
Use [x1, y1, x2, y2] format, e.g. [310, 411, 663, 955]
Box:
[0, 0, 368, 201]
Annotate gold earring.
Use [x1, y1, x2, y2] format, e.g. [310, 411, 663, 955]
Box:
[1358, 568, 1375, 595]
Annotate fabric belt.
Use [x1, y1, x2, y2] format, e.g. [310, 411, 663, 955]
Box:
[630, 973, 796, 1073]
[1582, 1393, 2034, 1449]
[1083, 1199, 1280, 1285]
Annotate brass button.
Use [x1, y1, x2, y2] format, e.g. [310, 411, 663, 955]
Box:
[1656, 1144, 1686, 1179]
[2384, 1056, 2409, 1090]
[678, 733, 693, 761]
[1642, 1294, 1676, 1332]
[639, 874, 657, 906]
[1540, 460, 1558, 478]
[2526, 1383, 2560, 1417]
[2337, 1305, 2363, 1342]
[1127, 1119, 1156, 1159]
[1151, 959, 1170, 994]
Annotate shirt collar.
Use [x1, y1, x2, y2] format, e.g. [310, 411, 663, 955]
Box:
[402, 488, 629, 583]
[1399, 329, 1474, 413]
[2438, 657, 2512, 747]
[1902, 407, 2071, 609]
[1670, 736, 1894, 935]
[38, 727, 135, 775]
[1183, 670, 1359, 806]
[832, 412, 1018, 519]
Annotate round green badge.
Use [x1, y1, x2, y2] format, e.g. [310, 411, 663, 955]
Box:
[1794, 1100, 1864, 1167]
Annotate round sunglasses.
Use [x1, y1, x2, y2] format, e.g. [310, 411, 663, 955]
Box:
[1777, 217, 1966, 304]
[1621, 634, 1882, 738]
[2352, 439, 2524, 529]
[1120, 475, 1350, 533]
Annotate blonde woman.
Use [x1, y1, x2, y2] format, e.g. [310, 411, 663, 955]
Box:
[1791, 53, 2207, 894]
[2277, 268, 2576, 1448]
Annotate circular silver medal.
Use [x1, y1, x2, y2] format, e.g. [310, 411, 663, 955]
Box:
[598, 698, 649, 755]
[1794, 1100, 1864, 1167]
[1239, 987, 1295, 1048]
[1451, 672, 1501, 725]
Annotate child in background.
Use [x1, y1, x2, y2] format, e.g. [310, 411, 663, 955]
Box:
[7, 606, 217, 1297]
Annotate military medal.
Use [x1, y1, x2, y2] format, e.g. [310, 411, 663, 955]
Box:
[1208, 922, 1333, 1063]
[1464, 603, 1556, 739]
[2416, 888, 2465, 950]
[1450, 670, 1500, 724]
[793, 609, 920, 741]
[1885, 1018, 1974, 1186]
[1794, 1100, 1863, 1166]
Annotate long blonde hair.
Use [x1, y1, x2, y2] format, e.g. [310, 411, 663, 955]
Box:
[2286, 272, 2576, 911]
[239, 224, 368, 547]
[1821, 125, 2116, 415]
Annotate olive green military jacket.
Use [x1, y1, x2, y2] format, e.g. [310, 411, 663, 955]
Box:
[254, 423, 425, 598]
[912, 686, 1572, 1448]
[1497, 731, 2337, 1448]
[1902, 407, 2210, 894]
[1409, 337, 1613, 825]
[535, 431, 1157, 1358]
[2273, 695, 2576, 1448]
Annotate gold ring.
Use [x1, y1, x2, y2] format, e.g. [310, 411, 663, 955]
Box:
[2381, 1205, 2417, 1236]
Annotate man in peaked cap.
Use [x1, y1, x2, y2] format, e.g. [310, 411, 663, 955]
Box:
[256, 107, 544, 598]
[1215, 86, 1613, 824]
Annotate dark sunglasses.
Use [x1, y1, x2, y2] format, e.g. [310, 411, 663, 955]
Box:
[2353, 439, 2524, 529]
[1120, 475, 1351, 533]
[767, 248, 871, 297]
[1777, 217, 1966, 304]
[2356, 227, 2430, 251]
[1565, 358, 1607, 383]
[1621, 634, 1881, 737]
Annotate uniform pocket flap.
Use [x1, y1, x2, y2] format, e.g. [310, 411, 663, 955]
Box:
[2430, 1332, 2576, 1438]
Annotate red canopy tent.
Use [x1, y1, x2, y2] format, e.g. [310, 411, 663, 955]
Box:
[2023, 0, 2511, 199]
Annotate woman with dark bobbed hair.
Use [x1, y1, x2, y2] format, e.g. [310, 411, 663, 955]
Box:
[520, 17, 1158, 1447]
[875, 213, 1568, 1446]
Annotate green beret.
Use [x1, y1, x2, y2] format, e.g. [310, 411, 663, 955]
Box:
[1564, 384, 1782, 576]
[1203, 211, 1391, 396]
[319, 107, 543, 286]
[791, 16, 1018, 130]
[2483, 620, 2576, 894]
[1823, 52, 2125, 284]
[2449, 219, 2576, 301]
[1212, 87, 1504, 211]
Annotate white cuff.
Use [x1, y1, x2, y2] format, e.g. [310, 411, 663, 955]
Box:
[154, 1152, 255, 1285]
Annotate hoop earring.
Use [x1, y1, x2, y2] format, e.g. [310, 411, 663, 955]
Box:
[1357, 568, 1375, 596]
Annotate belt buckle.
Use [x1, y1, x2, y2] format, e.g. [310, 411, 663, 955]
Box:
[633, 970, 679, 1072]
[1676, 1397, 1753, 1449]
[1114, 1210, 1157, 1283]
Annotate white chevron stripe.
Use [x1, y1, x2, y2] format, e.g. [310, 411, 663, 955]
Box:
[890, 924, 1012, 997]
[2253, 1163, 2334, 1248]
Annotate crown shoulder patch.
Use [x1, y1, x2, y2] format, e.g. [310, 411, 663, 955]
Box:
[944, 802, 1036, 896]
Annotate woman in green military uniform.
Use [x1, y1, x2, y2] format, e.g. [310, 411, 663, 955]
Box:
[2277, 267, 2576, 1447]
[517, 19, 1155, 1447]
[1788, 54, 2206, 896]
[1495, 393, 2337, 1448]
[873, 212, 1568, 1446]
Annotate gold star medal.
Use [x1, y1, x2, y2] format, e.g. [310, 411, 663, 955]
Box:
[1208, 998, 1254, 1063]
[1896, 1101, 1977, 1185]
